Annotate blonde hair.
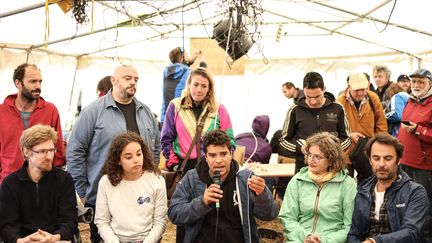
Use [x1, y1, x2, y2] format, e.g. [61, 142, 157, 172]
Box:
[304, 132, 345, 173]
[20, 125, 57, 156]
[183, 67, 217, 113]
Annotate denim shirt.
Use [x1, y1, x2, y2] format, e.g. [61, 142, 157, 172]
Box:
[66, 91, 160, 205]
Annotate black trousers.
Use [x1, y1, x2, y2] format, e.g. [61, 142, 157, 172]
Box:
[84, 203, 102, 243]
[176, 225, 185, 243]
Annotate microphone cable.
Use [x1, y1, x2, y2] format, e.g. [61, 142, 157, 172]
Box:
[214, 206, 220, 243]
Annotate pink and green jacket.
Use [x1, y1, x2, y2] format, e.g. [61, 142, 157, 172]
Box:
[161, 96, 235, 169]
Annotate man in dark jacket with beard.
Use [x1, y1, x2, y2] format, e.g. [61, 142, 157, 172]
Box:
[348, 133, 429, 243]
[280, 71, 352, 173]
[168, 129, 278, 243]
[0, 125, 78, 243]
[235, 115, 272, 164]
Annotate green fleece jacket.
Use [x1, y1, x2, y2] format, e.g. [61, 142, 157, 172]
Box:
[279, 167, 356, 243]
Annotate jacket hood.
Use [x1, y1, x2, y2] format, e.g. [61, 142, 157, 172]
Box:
[358, 168, 411, 192]
[251, 115, 270, 138]
[196, 159, 239, 184]
[295, 91, 336, 108]
[165, 63, 189, 79]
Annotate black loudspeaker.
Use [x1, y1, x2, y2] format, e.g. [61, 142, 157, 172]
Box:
[213, 19, 253, 62]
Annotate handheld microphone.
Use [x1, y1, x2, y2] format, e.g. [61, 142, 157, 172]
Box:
[213, 171, 221, 209]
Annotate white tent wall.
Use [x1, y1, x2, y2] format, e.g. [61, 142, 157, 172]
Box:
[2, 46, 431, 141]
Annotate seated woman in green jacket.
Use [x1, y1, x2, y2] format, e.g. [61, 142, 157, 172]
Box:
[279, 132, 356, 243]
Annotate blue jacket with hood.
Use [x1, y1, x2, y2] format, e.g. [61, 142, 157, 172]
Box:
[168, 160, 279, 243]
[348, 170, 429, 242]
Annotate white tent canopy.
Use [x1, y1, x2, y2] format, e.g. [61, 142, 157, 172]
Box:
[1, 0, 432, 137]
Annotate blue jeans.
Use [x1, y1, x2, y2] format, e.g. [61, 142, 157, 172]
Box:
[400, 164, 432, 240]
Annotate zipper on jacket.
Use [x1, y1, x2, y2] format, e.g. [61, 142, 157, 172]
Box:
[310, 187, 322, 234]
[36, 183, 40, 206]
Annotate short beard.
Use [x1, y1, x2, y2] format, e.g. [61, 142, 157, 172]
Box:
[21, 89, 36, 102]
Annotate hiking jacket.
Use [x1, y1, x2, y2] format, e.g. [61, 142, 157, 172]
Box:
[279, 167, 356, 243]
[168, 164, 278, 243]
[348, 171, 429, 242]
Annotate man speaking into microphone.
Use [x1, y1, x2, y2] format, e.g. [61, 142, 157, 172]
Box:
[168, 130, 279, 243]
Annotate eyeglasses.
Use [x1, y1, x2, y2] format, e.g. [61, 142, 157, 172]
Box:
[306, 153, 325, 162]
[31, 148, 56, 157]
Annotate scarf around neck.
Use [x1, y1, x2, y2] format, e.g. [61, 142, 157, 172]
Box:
[308, 170, 337, 185]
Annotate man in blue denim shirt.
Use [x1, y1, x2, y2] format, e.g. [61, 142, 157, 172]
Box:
[66, 65, 160, 242]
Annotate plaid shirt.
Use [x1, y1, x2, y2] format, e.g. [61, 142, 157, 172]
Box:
[368, 186, 391, 236]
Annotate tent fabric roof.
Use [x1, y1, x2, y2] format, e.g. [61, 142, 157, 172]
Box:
[1, 0, 432, 60]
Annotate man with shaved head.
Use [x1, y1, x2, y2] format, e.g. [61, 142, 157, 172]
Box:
[67, 65, 161, 242]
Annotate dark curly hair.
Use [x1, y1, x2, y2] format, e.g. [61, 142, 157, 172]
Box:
[203, 129, 232, 153]
[102, 131, 160, 186]
[13, 63, 38, 85]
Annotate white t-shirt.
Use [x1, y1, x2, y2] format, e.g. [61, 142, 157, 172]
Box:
[374, 184, 385, 221]
[95, 172, 167, 243]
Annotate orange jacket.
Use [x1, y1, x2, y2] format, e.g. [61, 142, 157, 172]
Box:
[337, 90, 387, 164]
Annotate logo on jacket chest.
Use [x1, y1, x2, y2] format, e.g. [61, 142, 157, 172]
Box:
[326, 112, 338, 122]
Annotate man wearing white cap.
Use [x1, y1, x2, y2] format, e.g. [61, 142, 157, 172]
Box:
[337, 73, 387, 182]
[398, 68, 432, 241]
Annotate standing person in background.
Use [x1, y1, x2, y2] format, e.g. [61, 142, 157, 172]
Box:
[372, 65, 393, 108]
[280, 71, 351, 173]
[281, 81, 303, 100]
[398, 68, 432, 242]
[161, 67, 235, 173]
[384, 82, 409, 137]
[0, 63, 65, 184]
[160, 47, 207, 124]
[396, 74, 411, 93]
[97, 75, 113, 97]
[67, 65, 160, 243]
[279, 132, 356, 243]
[161, 67, 235, 243]
[337, 73, 387, 180]
[0, 125, 78, 243]
[95, 132, 166, 243]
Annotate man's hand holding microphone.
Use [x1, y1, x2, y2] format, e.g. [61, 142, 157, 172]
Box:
[203, 171, 222, 207]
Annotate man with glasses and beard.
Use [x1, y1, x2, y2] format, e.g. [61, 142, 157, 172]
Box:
[67, 64, 160, 243]
[0, 63, 65, 185]
[0, 125, 78, 243]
